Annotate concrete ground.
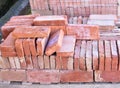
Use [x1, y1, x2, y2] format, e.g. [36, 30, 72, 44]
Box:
[0, 83, 120, 88]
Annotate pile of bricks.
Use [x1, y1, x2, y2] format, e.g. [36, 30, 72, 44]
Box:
[29, 0, 118, 17]
[1, 14, 120, 84]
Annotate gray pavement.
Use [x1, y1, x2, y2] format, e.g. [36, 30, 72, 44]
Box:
[0, 83, 120, 88]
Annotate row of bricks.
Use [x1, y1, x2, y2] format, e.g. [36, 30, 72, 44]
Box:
[74, 40, 120, 71]
[29, 0, 118, 16]
[1, 39, 120, 71]
[0, 70, 120, 83]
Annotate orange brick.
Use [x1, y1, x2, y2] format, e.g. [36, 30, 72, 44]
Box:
[27, 70, 60, 84]
[0, 70, 26, 82]
[60, 70, 93, 83]
[57, 35, 76, 57]
[37, 37, 48, 56]
[15, 39, 24, 57]
[67, 24, 99, 40]
[45, 30, 64, 56]
[33, 15, 68, 26]
[12, 26, 51, 38]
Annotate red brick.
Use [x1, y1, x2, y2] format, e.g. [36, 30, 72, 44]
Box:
[55, 56, 61, 70]
[38, 56, 44, 69]
[117, 40, 120, 71]
[25, 56, 33, 69]
[105, 41, 112, 71]
[50, 55, 56, 69]
[99, 40, 105, 71]
[110, 40, 118, 71]
[37, 37, 48, 56]
[92, 41, 99, 70]
[1, 52, 17, 57]
[45, 30, 64, 56]
[86, 41, 92, 71]
[31, 56, 39, 69]
[19, 57, 27, 69]
[95, 71, 120, 82]
[67, 24, 99, 40]
[0, 33, 15, 53]
[23, 39, 31, 56]
[74, 40, 81, 70]
[0, 70, 26, 82]
[57, 35, 76, 57]
[79, 41, 87, 70]
[27, 70, 60, 84]
[61, 57, 68, 70]
[29, 39, 37, 56]
[12, 26, 51, 38]
[15, 39, 24, 57]
[44, 56, 50, 69]
[60, 70, 93, 83]
[10, 14, 40, 20]
[50, 26, 66, 35]
[33, 15, 68, 26]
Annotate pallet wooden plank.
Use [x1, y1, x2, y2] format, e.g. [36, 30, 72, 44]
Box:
[9, 57, 16, 69]
[50, 55, 56, 69]
[14, 57, 21, 69]
[38, 56, 44, 69]
[55, 56, 61, 70]
[19, 57, 26, 69]
[44, 56, 50, 69]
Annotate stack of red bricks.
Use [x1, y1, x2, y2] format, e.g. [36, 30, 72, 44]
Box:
[29, 0, 118, 17]
[0, 14, 102, 84]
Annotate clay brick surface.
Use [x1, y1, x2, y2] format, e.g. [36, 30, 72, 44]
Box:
[86, 41, 92, 71]
[67, 24, 99, 40]
[33, 15, 68, 26]
[74, 40, 81, 70]
[0, 33, 15, 53]
[95, 71, 120, 82]
[1, 52, 17, 57]
[12, 26, 51, 38]
[105, 41, 112, 71]
[37, 37, 48, 56]
[60, 70, 93, 83]
[15, 39, 24, 57]
[110, 40, 118, 71]
[57, 35, 76, 57]
[29, 39, 37, 56]
[79, 41, 87, 70]
[27, 70, 60, 84]
[0, 70, 26, 82]
[23, 39, 31, 56]
[56, 56, 61, 70]
[99, 40, 105, 71]
[19, 57, 26, 69]
[38, 56, 44, 69]
[45, 30, 64, 56]
[92, 41, 99, 70]
[25, 56, 33, 69]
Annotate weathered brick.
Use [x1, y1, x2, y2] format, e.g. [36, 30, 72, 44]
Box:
[95, 71, 120, 82]
[37, 37, 48, 56]
[15, 39, 24, 57]
[79, 40, 87, 70]
[105, 41, 112, 71]
[0, 70, 26, 82]
[29, 39, 37, 56]
[57, 35, 76, 57]
[99, 40, 105, 71]
[45, 30, 64, 56]
[110, 40, 118, 71]
[60, 70, 93, 83]
[92, 41, 99, 70]
[1, 52, 17, 57]
[27, 70, 60, 84]
[12, 26, 51, 38]
[67, 24, 99, 40]
[33, 15, 68, 26]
